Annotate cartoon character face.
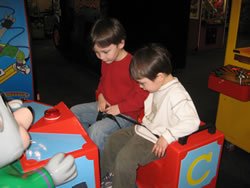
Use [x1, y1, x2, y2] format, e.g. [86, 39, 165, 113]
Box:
[0, 93, 33, 168]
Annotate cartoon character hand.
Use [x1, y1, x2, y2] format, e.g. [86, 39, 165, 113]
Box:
[44, 153, 77, 186]
[1, 13, 16, 29]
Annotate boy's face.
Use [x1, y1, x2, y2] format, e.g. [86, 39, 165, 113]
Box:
[93, 41, 125, 64]
[137, 76, 161, 93]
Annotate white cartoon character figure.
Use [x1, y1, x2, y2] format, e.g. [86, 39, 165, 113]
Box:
[0, 93, 77, 187]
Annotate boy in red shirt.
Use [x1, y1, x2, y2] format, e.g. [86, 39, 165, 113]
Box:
[70, 18, 148, 155]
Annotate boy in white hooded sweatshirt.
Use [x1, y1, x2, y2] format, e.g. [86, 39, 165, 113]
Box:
[101, 43, 200, 188]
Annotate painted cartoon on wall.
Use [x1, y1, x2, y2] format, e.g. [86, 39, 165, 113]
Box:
[0, 0, 34, 100]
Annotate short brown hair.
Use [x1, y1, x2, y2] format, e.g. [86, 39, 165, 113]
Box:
[90, 17, 126, 48]
[130, 43, 172, 80]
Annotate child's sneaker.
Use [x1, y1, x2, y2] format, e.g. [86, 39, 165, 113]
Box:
[101, 172, 114, 188]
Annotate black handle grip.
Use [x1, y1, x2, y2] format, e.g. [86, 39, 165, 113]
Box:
[178, 123, 216, 145]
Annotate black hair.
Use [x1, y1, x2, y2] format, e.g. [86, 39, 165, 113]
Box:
[90, 17, 126, 48]
[130, 43, 172, 81]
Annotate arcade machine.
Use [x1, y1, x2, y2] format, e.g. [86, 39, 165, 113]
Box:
[0, 0, 35, 100]
[208, 0, 250, 153]
[0, 1, 101, 187]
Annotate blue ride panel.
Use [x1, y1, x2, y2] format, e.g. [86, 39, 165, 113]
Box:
[0, 0, 34, 100]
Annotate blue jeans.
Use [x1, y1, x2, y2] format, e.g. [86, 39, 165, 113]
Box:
[70, 102, 134, 155]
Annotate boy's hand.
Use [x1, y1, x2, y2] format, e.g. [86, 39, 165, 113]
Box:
[152, 136, 168, 158]
[98, 94, 110, 112]
[105, 104, 120, 116]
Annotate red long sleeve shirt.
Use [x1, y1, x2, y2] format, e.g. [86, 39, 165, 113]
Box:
[97, 53, 149, 120]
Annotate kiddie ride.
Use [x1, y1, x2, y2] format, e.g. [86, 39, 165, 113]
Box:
[0, 97, 100, 188]
[0, 93, 224, 188]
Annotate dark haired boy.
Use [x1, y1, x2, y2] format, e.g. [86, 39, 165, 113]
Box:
[70, 18, 148, 155]
[101, 43, 200, 188]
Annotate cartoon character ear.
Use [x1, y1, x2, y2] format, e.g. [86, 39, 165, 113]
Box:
[13, 107, 34, 130]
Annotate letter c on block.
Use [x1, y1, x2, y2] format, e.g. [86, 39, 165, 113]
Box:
[187, 152, 212, 185]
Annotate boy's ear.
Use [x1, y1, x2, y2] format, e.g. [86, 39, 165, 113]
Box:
[118, 40, 125, 49]
[156, 73, 165, 81]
